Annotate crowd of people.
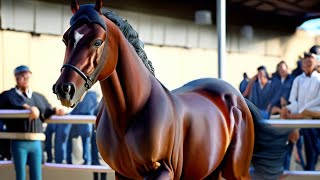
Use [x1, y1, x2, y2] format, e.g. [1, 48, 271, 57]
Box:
[240, 45, 320, 171]
[0, 65, 106, 180]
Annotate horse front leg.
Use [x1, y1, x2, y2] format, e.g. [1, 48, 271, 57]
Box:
[144, 162, 173, 180]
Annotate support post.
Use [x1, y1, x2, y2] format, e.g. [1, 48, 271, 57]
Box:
[217, 0, 226, 80]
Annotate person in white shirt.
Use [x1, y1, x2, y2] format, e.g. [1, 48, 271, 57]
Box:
[281, 53, 320, 118]
[281, 52, 320, 170]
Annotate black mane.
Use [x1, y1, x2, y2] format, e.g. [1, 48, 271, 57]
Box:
[103, 10, 155, 76]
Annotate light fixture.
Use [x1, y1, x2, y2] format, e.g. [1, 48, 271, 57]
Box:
[240, 25, 254, 40]
[195, 10, 212, 25]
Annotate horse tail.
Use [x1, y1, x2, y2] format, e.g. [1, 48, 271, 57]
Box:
[244, 98, 292, 180]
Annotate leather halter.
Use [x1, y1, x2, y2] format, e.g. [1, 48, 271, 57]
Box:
[61, 64, 94, 89]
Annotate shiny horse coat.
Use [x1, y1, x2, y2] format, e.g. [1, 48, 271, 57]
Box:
[53, 1, 256, 179]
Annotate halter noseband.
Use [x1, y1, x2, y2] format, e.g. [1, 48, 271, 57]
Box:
[61, 64, 94, 89]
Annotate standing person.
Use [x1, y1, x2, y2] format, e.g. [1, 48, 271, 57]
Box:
[44, 124, 71, 163]
[66, 91, 98, 165]
[0, 65, 65, 180]
[0, 120, 11, 160]
[281, 53, 320, 170]
[310, 45, 320, 73]
[281, 53, 320, 119]
[267, 61, 300, 170]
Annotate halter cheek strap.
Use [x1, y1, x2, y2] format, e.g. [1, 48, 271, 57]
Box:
[61, 64, 94, 89]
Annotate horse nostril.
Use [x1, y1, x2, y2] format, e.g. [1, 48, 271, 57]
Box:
[62, 83, 72, 94]
[56, 83, 75, 100]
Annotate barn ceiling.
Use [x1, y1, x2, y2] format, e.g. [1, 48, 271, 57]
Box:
[45, 0, 320, 33]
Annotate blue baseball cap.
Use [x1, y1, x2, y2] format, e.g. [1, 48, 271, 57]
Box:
[14, 65, 32, 75]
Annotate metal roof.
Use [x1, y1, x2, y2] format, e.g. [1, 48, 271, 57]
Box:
[229, 0, 320, 32]
[46, 0, 320, 32]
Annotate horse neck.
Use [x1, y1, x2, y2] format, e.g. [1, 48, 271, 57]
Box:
[99, 22, 152, 134]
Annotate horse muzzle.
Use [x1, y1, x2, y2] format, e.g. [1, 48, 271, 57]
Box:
[52, 83, 76, 107]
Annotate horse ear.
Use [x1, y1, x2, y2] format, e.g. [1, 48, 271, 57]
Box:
[71, 0, 79, 14]
[95, 0, 103, 14]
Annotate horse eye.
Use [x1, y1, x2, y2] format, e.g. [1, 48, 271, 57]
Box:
[93, 40, 103, 48]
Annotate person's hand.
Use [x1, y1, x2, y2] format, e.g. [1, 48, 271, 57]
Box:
[29, 106, 40, 120]
[251, 75, 258, 81]
[55, 108, 65, 116]
[271, 106, 281, 115]
[288, 129, 300, 143]
[22, 104, 30, 109]
[280, 107, 289, 119]
[301, 110, 314, 119]
[316, 65, 320, 73]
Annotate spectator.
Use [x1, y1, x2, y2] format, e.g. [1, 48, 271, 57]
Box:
[291, 56, 303, 78]
[267, 61, 301, 170]
[310, 45, 320, 73]
[67, 91, 98, 165]
[268, 61, 294, 116]
[239, 72, 249, 94]
[281, 53, 320, 170]
[248, 66, 272, 119]
[310, 45, 320, 55]
[44, 124, 71, 163]
[0, 120, 11, 160]
[0, 65, 64, 180]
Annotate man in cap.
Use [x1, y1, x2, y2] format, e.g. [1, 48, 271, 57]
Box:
[0, 65, 65, 180]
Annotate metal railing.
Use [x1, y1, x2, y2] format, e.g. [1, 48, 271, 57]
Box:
[0, 109, 96, 124]
[260, 119, 320, 128]
[0, 109, 97, 141]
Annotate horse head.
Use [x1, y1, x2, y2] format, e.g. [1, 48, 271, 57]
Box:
[53, 0, 112, 107]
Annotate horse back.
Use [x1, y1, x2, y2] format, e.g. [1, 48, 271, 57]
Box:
[173, 78, 242, 97]
[172, 78, 247, 114]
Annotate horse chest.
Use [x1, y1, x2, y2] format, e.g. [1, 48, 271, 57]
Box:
[96, 121, 144, 178]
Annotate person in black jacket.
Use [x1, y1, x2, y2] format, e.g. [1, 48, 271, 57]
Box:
[0, 65, 64, 180]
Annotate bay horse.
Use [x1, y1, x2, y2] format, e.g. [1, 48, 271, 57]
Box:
[53, 0, 264, 179]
